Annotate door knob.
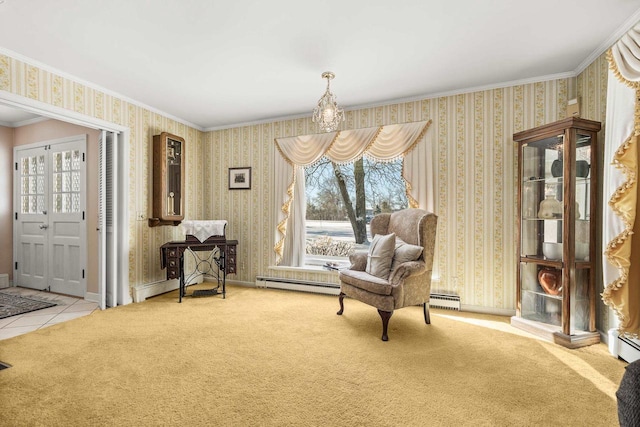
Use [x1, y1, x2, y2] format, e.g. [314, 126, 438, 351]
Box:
[39, 224, 49, 230]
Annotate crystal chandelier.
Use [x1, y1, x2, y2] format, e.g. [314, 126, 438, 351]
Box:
[312, 71, 345, 132]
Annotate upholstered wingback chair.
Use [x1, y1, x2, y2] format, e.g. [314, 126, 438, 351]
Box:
[337, 208, 437, 341]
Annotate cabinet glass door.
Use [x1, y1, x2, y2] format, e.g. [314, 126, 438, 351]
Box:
[520, 135, 565, 328]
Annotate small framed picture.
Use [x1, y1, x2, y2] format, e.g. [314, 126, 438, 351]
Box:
[229, 167, 251, 190]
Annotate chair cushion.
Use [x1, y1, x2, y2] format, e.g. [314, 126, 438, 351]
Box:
[366, 233, 396, 280]
[339, 269, 393, 296]
[391, 238, 423, 271]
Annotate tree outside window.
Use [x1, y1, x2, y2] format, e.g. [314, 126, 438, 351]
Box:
[305, 157, 407, 258]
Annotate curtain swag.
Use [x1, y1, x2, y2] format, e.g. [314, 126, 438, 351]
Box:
[272, 120, 432, 265]
[604, 24, 640, 337]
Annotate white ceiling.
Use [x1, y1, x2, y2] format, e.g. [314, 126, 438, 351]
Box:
[1, 0, 639, 130]
[0, 104, 43, 127]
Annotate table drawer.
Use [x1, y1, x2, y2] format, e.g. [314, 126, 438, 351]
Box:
[167, 267, 180, 280]
[167, 248, 178, 258]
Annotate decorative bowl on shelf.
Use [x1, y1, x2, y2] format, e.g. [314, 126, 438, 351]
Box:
[538, 267, 562, 296]
[542, 242, 562, 260]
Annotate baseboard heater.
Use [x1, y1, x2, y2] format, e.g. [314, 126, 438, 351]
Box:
[618, 336, 640, 363]
[256, 276, 461, 310]
[428, 293, 461, 311]
[256, 276, 341, 296]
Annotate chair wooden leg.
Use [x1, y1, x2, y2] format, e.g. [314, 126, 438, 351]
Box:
[337, 292, 345, 315]
[424, 303, 431, 324]
[378, 309, 393, 341]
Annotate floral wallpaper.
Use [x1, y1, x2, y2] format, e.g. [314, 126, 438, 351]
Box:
[1, 48, 610, 319]
[204, 80, 569, 311]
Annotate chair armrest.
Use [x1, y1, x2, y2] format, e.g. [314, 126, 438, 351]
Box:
[389, 260, 426, 286]
[348, 252, 368, 271]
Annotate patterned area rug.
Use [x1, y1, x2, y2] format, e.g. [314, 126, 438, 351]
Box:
[0, 292, 56, 319]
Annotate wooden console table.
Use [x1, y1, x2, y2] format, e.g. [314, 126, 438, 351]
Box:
[160, 235, 237, 302]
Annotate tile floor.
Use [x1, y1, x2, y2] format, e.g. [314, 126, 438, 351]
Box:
[0, 287, 98, 340]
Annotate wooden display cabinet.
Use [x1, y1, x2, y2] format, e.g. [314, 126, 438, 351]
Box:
[149, 132, 185, 227]
[511, 117, 601, 348]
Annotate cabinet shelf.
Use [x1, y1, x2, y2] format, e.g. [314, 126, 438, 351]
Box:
[512, 117, 600, 348]
[523, 289, 562, 301]
[520, 256, 592, 269]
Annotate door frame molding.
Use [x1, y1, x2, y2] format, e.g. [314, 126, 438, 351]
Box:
[1, 91, 131, 306]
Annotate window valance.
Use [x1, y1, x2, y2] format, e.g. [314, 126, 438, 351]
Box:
[272, 120, 433, 266]
[275, 120, 431, 167]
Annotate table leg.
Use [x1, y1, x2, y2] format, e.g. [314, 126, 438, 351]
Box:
[179, 252, 184, 303]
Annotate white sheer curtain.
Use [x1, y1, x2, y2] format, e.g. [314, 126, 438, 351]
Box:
[273, 120, 432, 266]
[602, 26, 640, 337]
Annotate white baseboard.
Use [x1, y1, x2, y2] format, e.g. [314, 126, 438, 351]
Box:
[461, 304, 516, 317]
[131, 277, 254, 303]
[225, 279, 256, 287]
[85, 292, 100, 304]
[133, 279, 179, 303]
[0, 274, 8, 289]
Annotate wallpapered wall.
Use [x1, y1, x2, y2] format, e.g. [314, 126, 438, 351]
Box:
[204, 79, 571, 311]
[0, 54, 206, 289]
[0, 49, 610, 319]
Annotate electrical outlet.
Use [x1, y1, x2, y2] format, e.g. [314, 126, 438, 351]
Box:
[136, 212, 146, 221]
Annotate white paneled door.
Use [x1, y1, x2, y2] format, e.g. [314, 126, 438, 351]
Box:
[14, 136, 87, 297]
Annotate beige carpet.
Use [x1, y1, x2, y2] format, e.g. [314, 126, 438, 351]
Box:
[0, 285, 627, 426]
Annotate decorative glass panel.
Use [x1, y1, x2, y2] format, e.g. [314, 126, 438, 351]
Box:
[29, 156, 37, 174]
[54, 194, 62, 213]
[51, 149, 82, 213]
[21, 196, 29, 214]
[37, 196, 45, 213]
[63, 151, 71, 171]
[72, 172, 80, 192]
[29, 176, 37, 194]
[53, 173, 62, 193]
[37, 155, 45, 174]
[62, 194, 71, 213]
[72, 150, 80, 170]
[62, 172, 71, 192]
[53, 152, 62, 173]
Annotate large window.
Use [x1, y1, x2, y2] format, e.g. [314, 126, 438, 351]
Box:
[304, 157, 407, 264]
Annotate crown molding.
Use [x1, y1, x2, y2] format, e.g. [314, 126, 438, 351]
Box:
[0, 47, 204, 131]
[575, 7, 640, 74]
[204, 71, 576, 132]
